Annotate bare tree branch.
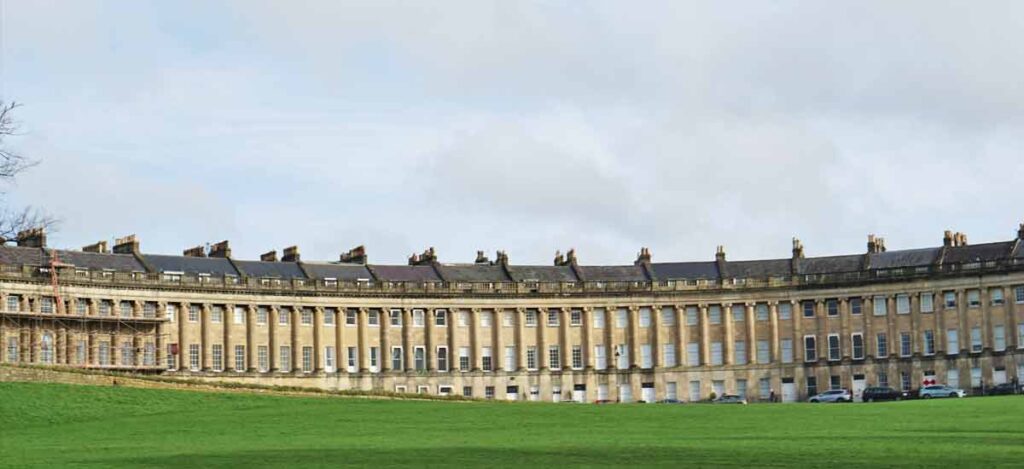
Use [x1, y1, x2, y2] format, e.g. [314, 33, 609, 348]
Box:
[0, 101, 38, 180]
[0, 206, 58, 244]
[0, 101, 58, 243]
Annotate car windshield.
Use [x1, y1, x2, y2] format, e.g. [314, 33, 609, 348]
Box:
[826, 390, 843, 394]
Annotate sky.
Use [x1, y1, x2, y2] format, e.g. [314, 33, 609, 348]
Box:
[1, 1, 1022, 266]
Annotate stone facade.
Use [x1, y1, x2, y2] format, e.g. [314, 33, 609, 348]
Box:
[2, 227, 1024, 402]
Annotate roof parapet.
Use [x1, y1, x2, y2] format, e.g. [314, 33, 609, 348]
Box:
[112, 234, 139, 254]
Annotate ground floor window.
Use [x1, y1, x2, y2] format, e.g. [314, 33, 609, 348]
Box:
[900, 372, 911, 392]
[258, 346, 269, 372]
[188, 344, 199, 370]
[759, 378, 771, 400]
[280, 346, 292, 372]
[830, 375, 841, 390]
[121, 341, 135, 366]
[302, 346, 313, 373]
[99, 341, 110, 366]
[324, 346, 335, 373]
[235, 345, 246, 371]
[485, 386, 495, 399]
[736, 379, 747, 398]
[689, 380, 701, 402]
[970, 367, 982, 388]
[211, 344, 223, 371]
[144, 342, 155, 366]
[806, 376, 817, 397]
[878, 373, 888, 388]
[462, 386, 473, 397]
[947, 369, 959, 388]
[40, 333, 54, 364]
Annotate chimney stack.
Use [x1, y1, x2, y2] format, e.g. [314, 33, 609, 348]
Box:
[82, 241, 109, 254]
[339, 245, 366, 264]
[943, 230, 954, 248]
[409, 247, 436, 265]
[183, 245, 206, 257]
[867, 234, 886, 254]
[474, 250, 490, 265]
[260, 250, 278, 262]
[208, 240, 231, 258]
[715, 245, 726, 262]
[792, 238, 805, 259]
[553, 250, 564, 266]
[1018, 222, 1024, 240]
[16, 228, 46, 248]
[495, 250, 509, 266]
[635, 247, 651, 266]
[112, 234, 139, 254]
[282, 246, 300, 262]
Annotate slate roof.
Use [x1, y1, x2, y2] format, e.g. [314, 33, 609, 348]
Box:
[369, 265, 442, 282]
[144, 254, 240, 276]
[799, 255, 864, 275]
[867, 248, 939, 269]
[232, 260, 307, 279]
[301, 262, 374, 281]
[941, 242, 1015, 264]
[576, 265, 648, 282]
[506, 265, 578, 282]
[437, 264, 512, 283]
[0, 246, 51, 266]
[56, 249, 146, 272]
[649, 262, 719, 280]
[724, 259, 792, 278]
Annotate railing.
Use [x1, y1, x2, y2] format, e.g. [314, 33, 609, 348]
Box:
[0, 257, 1021, 297]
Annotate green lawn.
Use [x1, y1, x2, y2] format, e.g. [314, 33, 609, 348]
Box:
[1, 382, 1022, 468]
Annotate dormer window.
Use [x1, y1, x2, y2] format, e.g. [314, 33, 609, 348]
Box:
[161, 271, 182, 282]
[198, 273, 211, 283]
[324, 278, 337, 287]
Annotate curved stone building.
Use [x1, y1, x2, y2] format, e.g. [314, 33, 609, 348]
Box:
[2, 225, 1023, 403]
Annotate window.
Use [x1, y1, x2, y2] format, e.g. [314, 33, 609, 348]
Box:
[211, 306, 223, 323]
[437, 346, 448, 372]
[639, 307, 652, 327]
[708, 305, 722, 324]
[781, 339, 793, 363]
[391, 346, 403, 371]
[873, 296, 887, 316]
[211, 344, 223, 371]
[594, 345, 607, 370]
[547, 346, 559, 370]
[593, 308, 606, 328]
[120, 301, 133, 318]
[970, 367, 982, 387]
[1016, 285, 1024, 304]
[369, 347, 379, 372]
[971, 327, 983, 353]
[256, 307, 268, 325]
[850, 298, 862, 315]
[485, 386, 495, 400]
[993, 325, 1006, 351]
[667, 382, 679, 401]
[433, 309, 447, 327]
[345, 347, 356, 373]
[77, 341, 87, 365]
[736, 379, 747, 399]
[806, 376, 817, 397]
[40, 333, 54, 364]
[757, 340, 770, 363]
[258, 346, 269, 372]
[732, 304, 745, 322]
[851, 333, 864, 360]
[802, 301, 815, 318]
[990, 288, 1004, 305]
[759, 378, 771, 400]
[663, 343, 677, 367]
[38, 297, 54, 314]
[967, 289, 981, 307]
[617, 344, 630, 369]
[661, 306, 675, 326]
[235, 307, 247, 325]
[455, 310, 468, 327]
[710, 342, 723, 366]
[505, 346, 516, 371]
[458, 347, 470, 371]
[279, 307, 290, 326]
[545, 309, 560, 327]
[414, 346, 426, 371]
[188, 344, 199, 371]
[920, 293, 934, 313]
[689, 380, 701, 402]
[6, 295, 19, 312]
[896, 294, 910, 315]
[876, 333, 888, 358]
[571, 309, 583, 326]
[734, 341, 747, 365]
[946, 329, 959, 354]
[280, 346, 292, 372]
[827, 334, 840, 361]
[412, 309, 425, 327]
[779, 302, 792, 320]
[803, 336, 816, 362]
[323, 308, 335, 326]
[99, 301, 112, 317]
[525, 309, 538, 327]
[900, 372, 911, 392]
[826, 299, 838, 317]
[389, 309, 402, 326]
[687, 342, 700, 366]
[479, 311, 493, 328]
[756, 303, 769, 321]
[830, 375, 841, 390]
[236, 344, 246, 370]
[640, 344, 653, 368]
[76, 299, 88, 315]
[878, 373, 888, 388]
[947, 369, 960, 389]
[346, 309, 358, 326]
[615, 308, 628, 328]
[686, 306, 699, 325]
[462, 386, 473, 397]
[572, 345, 583, 369]
[367, 310, 379, 326]
[899, 332, 911, 357]
[923, 330, 935, 356]
[1019, 324, 1024, 349]
[482, 347, 493, 371]
[944, 291, 957, 308]
[526, 346, 538, 370]
[301, 309, 313, 326]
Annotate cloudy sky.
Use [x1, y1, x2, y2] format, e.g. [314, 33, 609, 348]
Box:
[1, 1, 1022, 265]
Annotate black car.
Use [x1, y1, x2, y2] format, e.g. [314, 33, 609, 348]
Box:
[985, 383, 1020, 396]
[862, 386, 906, 402]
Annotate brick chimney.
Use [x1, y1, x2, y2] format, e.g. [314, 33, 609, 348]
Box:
[339, 245, 366, 264]
[82, 241, 109, 254]
[183, 245, 206, 257]
[16, 228, 46, 248]
[282, 246, 300, 262]
[260, 250, 277, 262]
[208, 240, 231, 258]
[112, 234, 139, 254]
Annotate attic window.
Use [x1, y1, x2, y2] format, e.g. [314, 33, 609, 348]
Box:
[198, 273, 211, 283]
[324, 278, 337, 287]
[75, 269, 89, 277]
[162, 271, 182, 282]
[101, 269, 114, 278]
[225, 275, 239, 285]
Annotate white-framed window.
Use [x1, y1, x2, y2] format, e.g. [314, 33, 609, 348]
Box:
[947, 329, 959, 354]
[525, 309, 538, 327]
[900, 372, 911, 392]
[235, 345, 246, 371]
[593, 308, 606, 328]
[40, 333, 54, 364]
[367, 310, 380, 327]
[345, 347, 356, 373]
[661, 306, 675, 326]
[1015, 285, 1024, 304]
[234, 306, 247, 325]
[458, 346, 470, 371]
[481, 347, 493, 371]
[256, 307, 268, 325]
[899, 332, 911, 357]
[826, 299, 839, 317]
[827, 334, 840, 361]
[368, 347, 379, 372]
[708, 305, 722, 324]
[435, 309, 448, 327]
[1018, 324, 1024, 349]
[759, 378, 771, 400]
[188, 344, 199, 371]
[414, 346, 426, 371]
[757, 340, 770, 363]
[993, 325, 1006, 351]
[851, 333, 864, 360]
[803, 336, 817, 362]
[967, 289, 980, 307]
[920, 293, 934, 313]
[323, 308, 335, 326]
[484, 386, 495, 400]
[547, 345, 560, 370]
[667, 381, 679, 401]
[873, 296, 887, 316]
[120, 301, 133, 318]
[300, 308, 313, 326]
[389, 309, 402, 326]
[640, 344, 653, 369]
[732, 304, 745, 322]
[663, 343, 677, 367]
[755, 303, 768, 321]
[896, 294, 910, 315]
[617, 344, 630, 369]
[970, 367, 982, 387]
[436, 346, 448, 372]
[210, 306, 223, 323]
[279, 307, 291, 326]
[685, 306, 699, 325]
[346, 309, 358, 326]
[689, 380, 701, 402]
[391, 346, 403, 371]
[971, 327, 983, 353]
[687, 342, 700, 366]
[38, 297, 54, 314]
[850, 298, 862, 315]
[734, 341, 747, 365]
[923, 330, 935, 356]
[639, 307, 652, 327]
[594, 345, 607, 370]
[411, 309, 424, 327]
[280, 346, 292, 372]
[502, 312, 514, 327]
[211, 344, 224, 371]
[479, 310, 493, 328]
[572, 345, 583, 370]
[711, 342, 724, 366]
[6, 294, 20, 312]
[802, 301, 815, 318]
[944, 291, 957, 308]
[504, 346, 516, 371]
[571, 309, 583, 326]
[947, 369, 960, 389]
[736, 379, 748, 399]
[547, 309, 560, 327]
[876, 333, 888, 358]
[258, 345, 269, 372]
[779, 302, 793, 320]
[418, 385, 431, 394]
[990, 288, 1004, 305]
[526, 346, 538, 371]
[616, 308, 629, 328]
[781, 338, 793, 363]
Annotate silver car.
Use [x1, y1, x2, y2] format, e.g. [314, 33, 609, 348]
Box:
[919, 385, 966, 399]
[808, 389, 853, 403]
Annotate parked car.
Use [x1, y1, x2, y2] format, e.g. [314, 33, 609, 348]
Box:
[985, 383, 1019, 396]
[919, 385, 966, 399]
[861, 386, 906, 402]
[712, 394, 748, 405]
[808, 389, 853, 403]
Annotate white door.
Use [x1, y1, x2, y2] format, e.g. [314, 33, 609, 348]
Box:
[572, 389, 585, 403]
[782, 382, 797, 403]
[852, 378, 867, 402]
[506, 385, 519, 401]
[994, 369, 1007, 385]
[619, 384, 633, 403]
[597, 384, 609, 401]
[641, 387, 656, 403]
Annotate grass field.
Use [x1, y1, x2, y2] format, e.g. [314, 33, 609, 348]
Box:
[2, 382, 1023, 468]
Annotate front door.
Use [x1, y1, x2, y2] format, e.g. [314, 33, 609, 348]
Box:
[852, 375, 866, 402]
[782, 381, 797, 403]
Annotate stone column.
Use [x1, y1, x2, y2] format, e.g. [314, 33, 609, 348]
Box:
[650, 305, 661, 368]
[447, 308, 457, 372]
[700, 305, 710, 366]
[224, 303, 234, 371]
[402, 308, 412, 372]
[314, 307, 324, 372]
[291, 307, 301, 372]
[1006, 286, 1018, 349]
[357, 307, 368, 372]
[582, 307, 593, 369]
[723, 303, 734, 365]
[676, 304, 687, 367]
[537, 308, 546, 370]
[515, 308, 527, 371]
[628, 306, 640, 368]
[380, 307, 390, 372]
[247, 305, 256, 372]
[425, 308, 435, 372]
[559, 307, 570, 369]
[469, 308, 479, 371]
[268, 306, 278, 372]
[494, 309, 504, 372]
[769, 302, 779, 363]
[200, 304, 210, 370]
